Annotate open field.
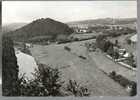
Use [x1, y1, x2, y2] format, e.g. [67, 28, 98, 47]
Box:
[29, 39, 130, 96]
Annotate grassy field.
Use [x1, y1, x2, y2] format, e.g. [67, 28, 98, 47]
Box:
[29, 39, 130, 96]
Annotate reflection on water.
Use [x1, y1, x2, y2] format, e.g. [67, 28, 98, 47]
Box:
[15, 49, 38, 79]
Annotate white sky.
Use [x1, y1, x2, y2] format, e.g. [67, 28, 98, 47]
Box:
[2, 1, 137, 24]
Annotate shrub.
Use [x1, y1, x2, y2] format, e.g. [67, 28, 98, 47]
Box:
[109, 71, 116, 78]
[64, 46, 71, 51]
[66, 80, 90, 96]
[130, 82, 137, 96]
[109, 71, 137, 96]
[18, 64, 64, 96]
[96, 35, 114, 52]
[15, 64, 91, 96]
[127, 39, 131, 45]
[79, 55, 87, 60]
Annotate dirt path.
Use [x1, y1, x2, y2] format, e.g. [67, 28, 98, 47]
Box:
[30, 42, 129, 96]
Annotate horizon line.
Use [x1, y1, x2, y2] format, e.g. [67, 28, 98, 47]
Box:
[3, 17, 137, 25]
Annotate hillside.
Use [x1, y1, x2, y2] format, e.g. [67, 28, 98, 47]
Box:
[68, 18, 136, 26]
[6, 18, 74, 42]
[2, 23, 27, 33]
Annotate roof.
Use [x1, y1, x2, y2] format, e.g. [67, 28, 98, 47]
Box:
[130, 34, 137, 42]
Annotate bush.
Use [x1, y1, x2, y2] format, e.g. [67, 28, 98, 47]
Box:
[109, 71, 116, 78]
[17, 64, 91, 96]
[130, 82, 137, 96]
[18, 64, 64, 96]
[109, 71, 137, 96]
[66, 80, 90, 96]
[126, 39, 131, 45]
[96, 35, 110, 52]
[79, 55, 87, 60]
[64, 46, 71, 51]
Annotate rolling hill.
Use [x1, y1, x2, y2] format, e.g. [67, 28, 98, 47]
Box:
[68, 18, 136, 27]
[5, 18, 74, 42]
[2, 23, 27, 33]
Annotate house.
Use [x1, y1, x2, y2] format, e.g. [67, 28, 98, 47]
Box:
[130, 34, 137, 43]
[75, 28, 90, 33]
[25, 43, 33, 48]
[129, 34, 137, 48]
[72, 25, 91, 33]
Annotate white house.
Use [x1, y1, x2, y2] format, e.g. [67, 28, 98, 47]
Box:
[129, 34, 137, 49]
[130, 34, 137, 43]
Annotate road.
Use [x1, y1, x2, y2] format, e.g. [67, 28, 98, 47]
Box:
[29, 40, 129, 96]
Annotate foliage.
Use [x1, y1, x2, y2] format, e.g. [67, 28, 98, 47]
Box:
[103, 28, 136, 37]
[113, 51, 119, 60]
[64, 46, 71, 51]
[89, 25, 110, 32]
[107, 44, 114, 56]
[17, 64, 91, 96]
[6, 18, 74, 42]
[127, 54, 134, 65]
[66, 80, 90, 96]
[115, 40, 118, 46]
[96, 35, 106, 51]
[79, 55, 87, 60]
[96, 35, 114, 53]
[109, 71, 137, 96]
[130, 82, 137, 96]
[18, 64, 64, 96]
[127, 39, 132, 45]
[104, 40, 113, 52]
[2, 35, 19, 96]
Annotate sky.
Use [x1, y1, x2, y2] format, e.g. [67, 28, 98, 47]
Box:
[2, 1, 137, 24]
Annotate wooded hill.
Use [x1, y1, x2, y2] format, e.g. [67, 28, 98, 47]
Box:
[5, 18, 74, 42]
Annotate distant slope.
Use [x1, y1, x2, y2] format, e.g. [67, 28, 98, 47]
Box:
[68, 18, 137, 26]
[5, 18, 74, 42]
[2, 23, 27, 33]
